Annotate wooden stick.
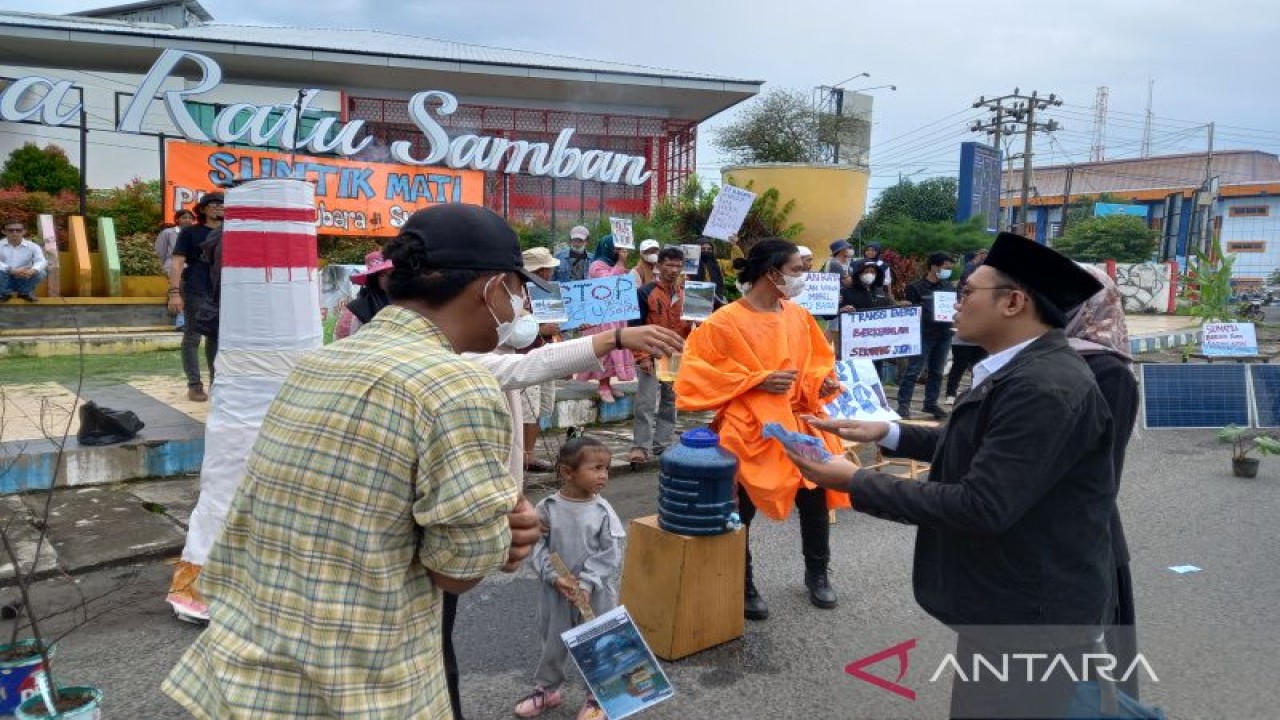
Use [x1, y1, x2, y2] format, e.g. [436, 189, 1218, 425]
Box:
[548, 552, 595, 622]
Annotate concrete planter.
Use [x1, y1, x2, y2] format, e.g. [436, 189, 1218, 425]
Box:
[121, 275, 169, 298]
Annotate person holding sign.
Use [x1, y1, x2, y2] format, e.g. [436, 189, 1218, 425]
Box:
[574, 235, 635, 403]
[778, 232, 1115, 720]
[630, 239, 661, 286]
[896, 252, 956, 420]
[629, 247, 693, 465]
[675, 239, 850, 619]
[553, 225, 592, 283]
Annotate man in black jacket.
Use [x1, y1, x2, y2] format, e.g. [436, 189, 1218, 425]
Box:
[897, 251, 956, 419]
[786, 232, 1115, 720]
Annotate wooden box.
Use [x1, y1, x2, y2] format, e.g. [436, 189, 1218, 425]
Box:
[620, 514, 745, 661]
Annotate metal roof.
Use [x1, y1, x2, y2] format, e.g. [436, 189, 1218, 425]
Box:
[1007, 150, 1280, 199]
[70, 0, 213, 23]
[0, 10, 758, 85]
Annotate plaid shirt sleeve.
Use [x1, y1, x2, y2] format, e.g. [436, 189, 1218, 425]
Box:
[413, 384, 516, 580]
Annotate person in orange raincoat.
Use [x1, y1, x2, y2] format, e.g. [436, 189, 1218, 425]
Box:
[675, 238, 851, 621]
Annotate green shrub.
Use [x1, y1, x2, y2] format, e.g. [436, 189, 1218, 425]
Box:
[118, 232, 163, 275]
[317, 235, 381, 265]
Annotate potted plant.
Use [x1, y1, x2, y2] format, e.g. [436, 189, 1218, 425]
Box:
[1217, 424, 1280, 478]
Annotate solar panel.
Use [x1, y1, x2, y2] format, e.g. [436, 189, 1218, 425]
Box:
[1141, 364, 1251, 429]
[1250, 365, 1280, 428]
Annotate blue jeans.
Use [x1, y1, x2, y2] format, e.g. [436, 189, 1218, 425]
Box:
[897, 332, 952, 410]
[0, 268, 46, 296]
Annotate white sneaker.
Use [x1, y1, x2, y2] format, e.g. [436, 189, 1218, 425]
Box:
[943, 396, 956, 406]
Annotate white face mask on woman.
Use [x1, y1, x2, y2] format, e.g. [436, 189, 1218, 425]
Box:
[860, 272, 876, 285]
[486, 277, 539, 350]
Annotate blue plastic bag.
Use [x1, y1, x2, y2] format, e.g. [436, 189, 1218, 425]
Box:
[762, 422, 833, 462]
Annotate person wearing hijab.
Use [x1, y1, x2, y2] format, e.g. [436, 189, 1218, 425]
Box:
[1066, 264, 1142, 701]
[781, 232, 1117, 720]
[335, 250, 393, 340]
[693, 237, 726, 303]
[573, 235, 634, 403]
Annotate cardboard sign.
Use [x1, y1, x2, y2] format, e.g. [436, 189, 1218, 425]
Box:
[840, 306, 923, 360]
[702, 184, 756, 241]
[559, 275, 640, 331]
[609, 217, 635, 249]
[1202, 322, 1258, 356]
[681, 244, 702, 275]
[825, 360, 901, 422]
[933, 291, 958, 322]
[528, 281, 569, 324]
[681, 281, 717, 322]
[562, 606, 675, 720]
[164, 140, 482, 237]
[792, 273, 841, 315]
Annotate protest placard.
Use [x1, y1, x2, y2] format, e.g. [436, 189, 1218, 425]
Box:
[609, 217, 635, 249]
[702, 185, 756, 241]
[840, 306, 922, 360]
[1202, 322, 1258, 356]
[319, 264, 363, 321]
[792, 272, 841, 315]
[527, 281, 569, 324]
[562, 607, 675, 720]
[825, 360, 900, 422]
[680, 244, 702, 275]
[681, 281, 717, 322]
[559, 275, 641, 331]
[933, 291, 958, 322]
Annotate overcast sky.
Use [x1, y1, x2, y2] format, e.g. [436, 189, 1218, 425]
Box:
[20, 0, 1280, 199]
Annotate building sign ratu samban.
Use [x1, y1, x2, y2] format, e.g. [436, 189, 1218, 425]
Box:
[2, 49, 653, 186]
[165, 141, 482, 236]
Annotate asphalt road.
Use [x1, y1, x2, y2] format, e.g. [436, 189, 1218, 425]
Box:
[16, 426, 1280, 720]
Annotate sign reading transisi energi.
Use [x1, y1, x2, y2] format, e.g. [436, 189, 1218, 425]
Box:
[840, 307, 923, 360]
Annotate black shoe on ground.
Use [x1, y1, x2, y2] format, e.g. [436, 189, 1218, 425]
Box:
[744, 580, 770, 620]
[896, 405, 914, 419]
[17, 293, 36, 302]
[923, 405, 949, 420]
[805, 570, 838, 609]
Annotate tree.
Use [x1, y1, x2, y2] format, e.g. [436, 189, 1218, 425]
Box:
[0, 143, 81, 195]
[873, 216, 992, 260]
[713, 89, 824, 164]
[857, 177, 959, 242]
[1052, 215, 1159, 263]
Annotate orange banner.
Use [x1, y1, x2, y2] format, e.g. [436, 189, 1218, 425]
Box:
[163, 140, 484, 237]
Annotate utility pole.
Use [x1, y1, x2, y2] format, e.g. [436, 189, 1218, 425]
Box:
[972, 89, 1061, 235]
[1059, 165, 1075, 238]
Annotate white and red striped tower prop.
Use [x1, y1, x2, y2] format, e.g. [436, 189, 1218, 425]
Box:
[181, 178, 321, 570]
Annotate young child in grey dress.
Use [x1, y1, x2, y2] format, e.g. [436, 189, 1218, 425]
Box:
[515, 436, 626, 720]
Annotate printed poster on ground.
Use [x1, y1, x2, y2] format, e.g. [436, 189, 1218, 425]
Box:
[1202, 322, 1258, 356]
[792, 273, 841, 316]
[840, 306, 922, 360]
[559, 275, 641, 331]
[609, 217, 635, 249]
[701, 184, 756, 241]
[562, 606, 675, 720]
[825, 360, 901, 422]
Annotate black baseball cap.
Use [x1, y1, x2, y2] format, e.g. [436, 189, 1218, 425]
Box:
[398, 204, 554, 292]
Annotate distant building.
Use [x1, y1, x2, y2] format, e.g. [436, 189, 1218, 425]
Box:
[1002, 150, 1280, 287]
[0, 0, 760, 234]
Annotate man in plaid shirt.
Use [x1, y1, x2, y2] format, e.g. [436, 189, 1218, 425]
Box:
[164, 205, 548, 718]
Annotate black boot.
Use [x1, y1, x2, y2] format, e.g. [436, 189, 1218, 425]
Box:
[744, 577, 770, 620]
[806, 570, 838, 609]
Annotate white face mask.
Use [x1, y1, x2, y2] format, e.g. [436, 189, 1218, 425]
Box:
[860, 273, 876, 285]
[642, 253, 658, 264]
[776, 272, 806, 298]
[938, 268, 953, 280]
[487, 278, 539, 350]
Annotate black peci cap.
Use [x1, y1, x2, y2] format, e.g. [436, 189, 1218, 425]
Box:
[397, 204, 554, 292]
[984, 232, 1102, 315]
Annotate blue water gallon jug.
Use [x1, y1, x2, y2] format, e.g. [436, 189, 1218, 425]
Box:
[658, 428, 740, 536]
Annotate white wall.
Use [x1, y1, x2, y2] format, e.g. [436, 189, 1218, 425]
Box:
[1219, 195, 1280, 285]
[0, 64, 340, 190]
